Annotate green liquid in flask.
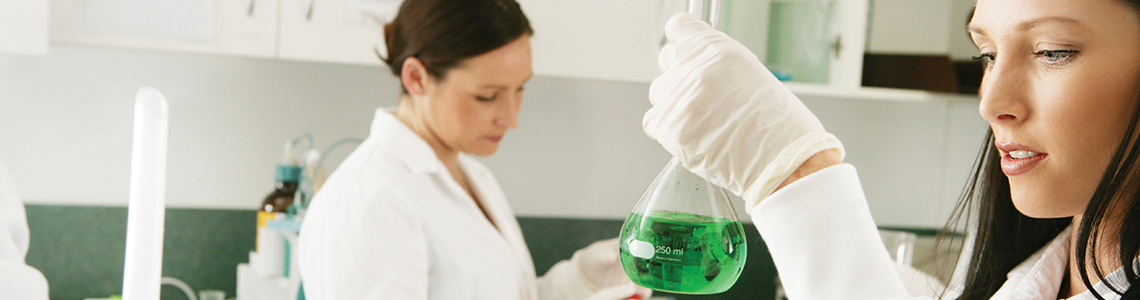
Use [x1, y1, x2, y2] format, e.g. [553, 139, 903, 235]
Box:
[619, 211, 747, 294]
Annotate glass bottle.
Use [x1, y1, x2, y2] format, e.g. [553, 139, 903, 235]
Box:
[256, 164, 301, 251]
[619, 158, 747, 294]
[262, 165, 301, 213]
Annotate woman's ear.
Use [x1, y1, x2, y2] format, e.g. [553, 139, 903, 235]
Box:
[401, 57, 430, 96]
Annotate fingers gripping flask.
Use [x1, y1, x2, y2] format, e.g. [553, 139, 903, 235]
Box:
[619, 158, 747, 294]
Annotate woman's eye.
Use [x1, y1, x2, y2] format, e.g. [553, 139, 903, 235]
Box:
[476, 94, 497, 101]
[972, 53, 996, 70]
[1033, 50, 1078, 65]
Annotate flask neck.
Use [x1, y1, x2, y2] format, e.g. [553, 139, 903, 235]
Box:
[688, 0, 721, 28]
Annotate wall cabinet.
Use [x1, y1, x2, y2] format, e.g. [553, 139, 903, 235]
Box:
[517, 0, 662, 83]
[0, 0, 50, 56]
[277, 0, 386, 65]
[50, 0, 278, 58]
[48, 0, 386, 64]
[42, 0, 964, 100]
[866, 0, 953, 55]
[519, 0, 868, 89]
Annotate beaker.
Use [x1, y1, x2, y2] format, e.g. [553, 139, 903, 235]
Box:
[619, 158, 747, 294]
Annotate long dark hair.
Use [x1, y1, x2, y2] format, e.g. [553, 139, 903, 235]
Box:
[947, 1, 1140, 298]
[381, 0, 533, 92]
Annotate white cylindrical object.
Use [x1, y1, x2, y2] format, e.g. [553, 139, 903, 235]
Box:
[687, 0, 721, 28]
[122, 87, 170, 300]
[256, 227, 284, 277]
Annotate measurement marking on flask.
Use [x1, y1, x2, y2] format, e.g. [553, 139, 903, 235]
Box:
[657, 246, 683, 256]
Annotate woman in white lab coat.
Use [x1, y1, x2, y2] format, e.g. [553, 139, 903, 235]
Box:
[642, 0, 1140, 299]
[297, 0, 650, 299]
[0, 158, 49, 299]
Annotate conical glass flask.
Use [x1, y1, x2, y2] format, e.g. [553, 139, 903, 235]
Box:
[619, 158, 747, 294]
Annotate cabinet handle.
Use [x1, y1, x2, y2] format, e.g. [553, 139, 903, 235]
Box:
[307, 0, 315, 21]
[831, 35, 843, 58]
[247, 0, 256, 16]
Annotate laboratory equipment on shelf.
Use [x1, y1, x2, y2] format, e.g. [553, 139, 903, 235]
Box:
[238, 136, 362, 300]
[619, 158, 747, 294]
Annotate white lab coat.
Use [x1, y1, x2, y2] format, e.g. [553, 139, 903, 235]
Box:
[298, 109, 600, 300]
[757, 164, 1135, 300]
[0, 158, 49, 300]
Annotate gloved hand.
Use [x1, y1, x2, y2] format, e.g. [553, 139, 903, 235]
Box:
[643, 12, 845, 209]
[585, 282, 651, 300]
[574, 238, 627, 290]
[573, 238, 652, 299]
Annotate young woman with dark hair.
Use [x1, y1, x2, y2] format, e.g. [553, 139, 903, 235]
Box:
[641, 0, 1140, 299]
[297, 0, 650, 299]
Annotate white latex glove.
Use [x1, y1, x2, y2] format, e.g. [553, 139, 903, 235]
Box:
[585, 282, 651, 300]
[643, 13, 845, 209]
[537, 237, 653, 300]
[574, 238, 628, 290]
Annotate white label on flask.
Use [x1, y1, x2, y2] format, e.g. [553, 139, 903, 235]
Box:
[629, 240, 655, 259]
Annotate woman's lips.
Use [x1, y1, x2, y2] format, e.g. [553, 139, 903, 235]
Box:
[995, 142, 1047, 176]
[1000, 153, 1047, 175]
[486, 135, 502, 142]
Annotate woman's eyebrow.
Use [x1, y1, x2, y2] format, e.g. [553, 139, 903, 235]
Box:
[1016, 16, 1084, 31]
[969, 16, 1086, 36]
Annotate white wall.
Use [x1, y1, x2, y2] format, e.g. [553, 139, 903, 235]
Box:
[0, 45, 987, 228]
[806, 94, 987, 228]
[867, 0, 952, 55]
[0, 45, 388, 208]
[866, 0, 979, 60]
[949, 0, 979, 60]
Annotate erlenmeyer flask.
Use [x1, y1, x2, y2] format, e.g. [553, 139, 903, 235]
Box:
[619, 158, 746, 294]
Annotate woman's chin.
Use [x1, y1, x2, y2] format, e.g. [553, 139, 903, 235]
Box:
[466, 146, 499, 157]
[1010, 191, 1085, 219]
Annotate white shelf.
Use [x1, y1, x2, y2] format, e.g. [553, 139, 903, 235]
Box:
[783, 82, 978, 103]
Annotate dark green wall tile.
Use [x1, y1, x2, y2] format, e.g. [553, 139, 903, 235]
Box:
[25, 205, 255, 300]
[23, 206, 776, 300]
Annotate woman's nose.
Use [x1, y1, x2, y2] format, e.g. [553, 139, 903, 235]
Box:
[977, 59, 1029, 125]
[495, 94, 520, 129]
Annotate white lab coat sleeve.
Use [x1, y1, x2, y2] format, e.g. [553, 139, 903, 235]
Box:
[0, 159, 49, 300]
[299, 185, 429, 300]
[535, 258, 594, 300]
[752, 164, 933, 300]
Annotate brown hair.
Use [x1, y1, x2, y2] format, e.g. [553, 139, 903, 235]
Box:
[382, 0, 533, 93]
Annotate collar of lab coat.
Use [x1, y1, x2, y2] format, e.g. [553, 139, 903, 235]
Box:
[1000, 225, 1137, 300]
[1000, 226, 1071, 299]
[368, 108, 446, 175]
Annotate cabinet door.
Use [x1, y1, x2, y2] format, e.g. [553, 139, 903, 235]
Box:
[0, 0, 50, 55]
[50, 0, 277, 58]
[518, 0, 662, 83]
[519, 0, 866, 86]
[738, 0, 867, 89]
[277, 0, 388, 65]
[866, 0, 952, 55]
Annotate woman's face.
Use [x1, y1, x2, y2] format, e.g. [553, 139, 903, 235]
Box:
[417, 36, 532, 156]
[971, 0, 1140, 218]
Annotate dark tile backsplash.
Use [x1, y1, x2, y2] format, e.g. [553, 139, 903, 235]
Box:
[24, 205, 776, 300]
